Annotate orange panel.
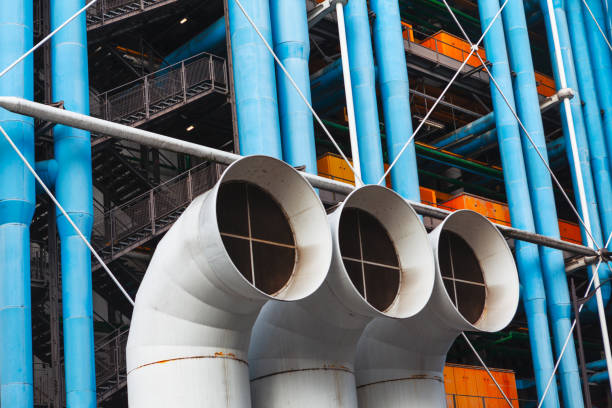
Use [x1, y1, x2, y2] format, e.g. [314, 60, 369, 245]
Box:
[445, 364, 519, 408]
[535, 71, 556, 97]
[420, 187, 437, 206]
[420, 31, 486, 67]
[317, 153, 356, 185]
[444, 366, 457, 395]
[439, 193, 512, 226]
[559, 219, 581, 244]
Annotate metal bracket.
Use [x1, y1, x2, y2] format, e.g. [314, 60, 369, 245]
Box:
[308, 0, 348, 27]
[540, 87, 575, 113]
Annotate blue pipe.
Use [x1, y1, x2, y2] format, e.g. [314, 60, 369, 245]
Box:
[370, 0, 420, 200]
[582, 0, 612, 172]
[586, 359, 608, 371]
[589, 371, 609, 383]
[51, 0, 96, 406]
[270, 0, 317, 174]
[344, 0, 385, 184]
[310, 58, 342, 94]
[539, 0, 611, 308]
[566, 0, 612, 245]
[162, 17, 226, 67]
[228, 0, 282, 158]
[450, 129, 498, 155]
[0, 1, 35, 406]
[34, 159, 58, 195]
[478, 0, 560, 406]
[432, 112, 496, 148]
[503, 0, 584, 405]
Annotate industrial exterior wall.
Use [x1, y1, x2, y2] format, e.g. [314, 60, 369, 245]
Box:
[444, 364, 519, 407]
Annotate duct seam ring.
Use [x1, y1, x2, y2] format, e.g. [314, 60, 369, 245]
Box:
[250, 366, 354, 382]
[356, 375, 444, 389]
[127, 353, 249, 375]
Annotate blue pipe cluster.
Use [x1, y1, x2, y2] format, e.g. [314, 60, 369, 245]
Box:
[370, 0, 420, 200]
[344, 0, 386, 184]
[270, 0, 317, 174]
[478, 0, 561, 405]
[228, 0, 282, 158]
[503, 0, 583, 405]
[50, 0, 97, 406]
[539, 0, 612, 308]
[0, 1, 35, 406]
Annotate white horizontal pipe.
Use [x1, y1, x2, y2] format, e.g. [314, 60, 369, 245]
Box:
[0, 96, 597, 256]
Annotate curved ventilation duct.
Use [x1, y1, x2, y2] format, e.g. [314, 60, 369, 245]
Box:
[126, 156, 332, 407]
[248, 185, 436, 407]
[355, 210, 519, 408]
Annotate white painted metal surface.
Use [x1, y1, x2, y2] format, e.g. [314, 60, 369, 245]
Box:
[248, 185, 436, 407]
[355, 210, 519, 408]
[126, 156, 333, 407]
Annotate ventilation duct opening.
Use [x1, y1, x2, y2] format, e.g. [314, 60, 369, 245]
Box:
[339, 208, 400, 312]
[438, 230, 486, 324]
[249, 185, 435, 408]
[355, 210, 519, 408]
[218, 181, 296, 296]
[127, 156, 332, 408]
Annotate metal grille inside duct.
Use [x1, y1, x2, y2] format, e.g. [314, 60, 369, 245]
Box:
[217, 181, 296, 295]
[339, 207, 401, 312]
[438, 230, 486, 324]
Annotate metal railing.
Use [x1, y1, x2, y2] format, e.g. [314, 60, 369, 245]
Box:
[31, 242, 49, 286]
[86, 0, 179, 29]
[446, 393, 520, 407]
[90, 52, 228, 128]
[33, 362, 55, 407]
[95, 328, 130, 403]
[91, 162, 225, 265]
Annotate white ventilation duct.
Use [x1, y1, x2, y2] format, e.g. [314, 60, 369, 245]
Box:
[126, 155, 333, 407]
[248, 185, 436, 407]
[355, 210, 519, 408]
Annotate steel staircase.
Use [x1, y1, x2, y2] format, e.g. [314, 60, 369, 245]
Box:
[86, 0, 179, 31]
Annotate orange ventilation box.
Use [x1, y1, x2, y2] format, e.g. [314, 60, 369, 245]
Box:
[420, 31, 486, 67]
[444, 364, 519, 408]
[535, 71, 556, 97]
[401, 22, 415, 42]
[559, 219, 581, 244]
[439, 193, 512, 226]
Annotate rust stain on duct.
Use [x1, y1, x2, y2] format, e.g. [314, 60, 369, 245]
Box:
[356, 375, 443, 389]
[251, 366, 354, 382]
[128, 353, 248, 375]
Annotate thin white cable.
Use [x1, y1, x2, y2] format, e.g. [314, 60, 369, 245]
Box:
[0, 124, 135, 306]
[581, 0, 612, 51]
[461, 332, 514, 407]
[232, 0, 364, 186]
[377, 0, 510, 186]
[0, 0, 99, 80]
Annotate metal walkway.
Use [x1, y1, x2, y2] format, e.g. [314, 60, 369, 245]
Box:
[91, 162, 224, 271]
[90, 51, 228, 136]
[87, 0, 179, 31]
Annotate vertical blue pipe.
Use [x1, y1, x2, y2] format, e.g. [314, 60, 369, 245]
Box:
[50, 0, 96, 406]
[502, 0, 584, 405]
[478, 0, 561, 405]
[370, 0, 420, 201]
[582, 0, 612, 171]
[228, 0, 282, 158]
[566, 0, 612, 255]
[539, 0, 611, 307]
[0, 2, 35, 406]
[344, 0, 385, 184]
[270, 0, 317, 174]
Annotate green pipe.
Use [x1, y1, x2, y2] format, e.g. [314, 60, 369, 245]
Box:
[322, 119, 504, 180]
